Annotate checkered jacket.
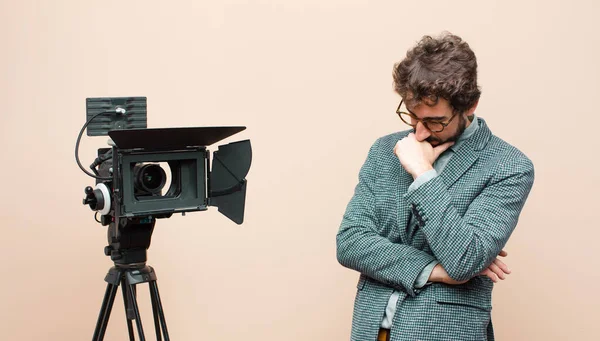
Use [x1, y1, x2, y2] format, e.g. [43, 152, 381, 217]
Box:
[337, 118, 534, 341]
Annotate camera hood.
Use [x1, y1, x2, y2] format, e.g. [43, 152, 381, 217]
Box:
[108, 126, 246, 151]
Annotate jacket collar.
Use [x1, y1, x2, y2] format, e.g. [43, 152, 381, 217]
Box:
[438, 117, 492, 188]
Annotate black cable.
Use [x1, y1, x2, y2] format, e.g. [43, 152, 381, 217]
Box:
[75, 111, 114, 180]
[90, 149, 113, 176]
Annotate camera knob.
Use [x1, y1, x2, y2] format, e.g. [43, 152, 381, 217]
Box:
[104, 246, 112, 256]
[83, 183, 111, 215]
[83, 186, 97, 206]
[110, 250, 122, 261]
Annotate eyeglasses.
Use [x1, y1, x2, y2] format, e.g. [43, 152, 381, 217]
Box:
[396, 100, 458, 133]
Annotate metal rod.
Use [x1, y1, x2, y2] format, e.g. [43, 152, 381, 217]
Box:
[121, 278, 135, 341]
[92, 283, 119, 341]
[128, 284, 146, 341]
[149, 281, 170, 341]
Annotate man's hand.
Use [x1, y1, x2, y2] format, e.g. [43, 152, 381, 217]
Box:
[429, 263, 469, 285]
[428, 250, 511, 285]
[393, 133, 454, 178]
[479, 250, 511, 282]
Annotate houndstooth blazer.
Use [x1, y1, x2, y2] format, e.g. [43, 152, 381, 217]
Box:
[337, 118, 534, 341]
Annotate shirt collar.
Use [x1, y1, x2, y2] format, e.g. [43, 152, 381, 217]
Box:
[450, 114, 479, 152]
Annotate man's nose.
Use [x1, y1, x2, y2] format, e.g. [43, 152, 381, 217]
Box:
[414, 121, 431, 141]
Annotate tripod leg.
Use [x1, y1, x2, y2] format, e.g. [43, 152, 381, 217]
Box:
[149, 281, 162, 341]
[121, 278, 135, 341]
[149, 280, 170, 341]
[92, 282, 119, 341]
[128, 283, 147, 341]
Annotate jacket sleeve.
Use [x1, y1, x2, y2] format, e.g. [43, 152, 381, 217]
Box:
[404, 154, 535, 282]
[336, 138, 437, 297]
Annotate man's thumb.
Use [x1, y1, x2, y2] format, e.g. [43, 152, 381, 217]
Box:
[433, 142, 454, 158]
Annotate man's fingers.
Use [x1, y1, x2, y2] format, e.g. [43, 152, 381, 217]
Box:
[481, 268, 499, 283]
[498, 250, 508, 257]
[481, 259, 511, 283]
[493, 258, 511, 274]
[393, 139, 403, 156]
[433, 141, 454, 158]
[488, 262, 506, 280]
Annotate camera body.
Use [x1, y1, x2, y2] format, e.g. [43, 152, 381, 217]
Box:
[81, 97, 251, 264]
[108, 146, 209, 219]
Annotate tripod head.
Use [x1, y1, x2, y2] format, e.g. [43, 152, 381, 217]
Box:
[103, 216, 156, 266]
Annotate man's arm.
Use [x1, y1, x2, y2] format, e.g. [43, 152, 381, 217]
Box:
[336, 138, 437, 297]
[409, 170, 513, 286]
[429, 250, 511, 284]
[405, 156, 534, 282]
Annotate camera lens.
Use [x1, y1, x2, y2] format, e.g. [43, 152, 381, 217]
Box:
[134, 164, 166, 194]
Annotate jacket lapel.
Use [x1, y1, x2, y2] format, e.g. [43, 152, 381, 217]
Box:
[439, 118, 492, 188]
[394, 153, 413, 243]
[396, 165, 413, 242]
[391, 118, 492, 242]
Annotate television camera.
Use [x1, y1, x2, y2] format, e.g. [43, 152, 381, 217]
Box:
[77, 97, 251, 341]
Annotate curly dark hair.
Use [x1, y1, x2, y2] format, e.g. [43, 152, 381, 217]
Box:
[393, 32, 481, 113]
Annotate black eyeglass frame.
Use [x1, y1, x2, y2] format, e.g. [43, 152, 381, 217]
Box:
[395, 100, 458, 133]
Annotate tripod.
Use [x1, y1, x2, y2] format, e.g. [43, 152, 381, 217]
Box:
[92, 264, 170, 341]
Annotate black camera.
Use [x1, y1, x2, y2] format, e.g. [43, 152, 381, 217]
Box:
[78, 97, 252, 264]
[78, 97, 252, 340]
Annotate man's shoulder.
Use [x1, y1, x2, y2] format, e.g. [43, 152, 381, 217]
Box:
[485, 133, 534, 175]
[371, 129, 412, 150]
[358, 130, 411, 169]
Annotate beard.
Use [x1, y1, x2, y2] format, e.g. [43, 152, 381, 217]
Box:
[421, 115, 468, 146]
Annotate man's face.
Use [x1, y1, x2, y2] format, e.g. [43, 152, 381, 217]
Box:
[404, 98, 474, 146]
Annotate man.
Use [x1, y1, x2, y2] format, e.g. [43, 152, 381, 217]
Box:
[336, 33, 534, 341]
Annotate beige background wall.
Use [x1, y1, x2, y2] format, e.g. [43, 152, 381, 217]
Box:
[1, 0, 598, 340]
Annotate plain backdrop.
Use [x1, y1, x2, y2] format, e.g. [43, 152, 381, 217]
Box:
[1, 0, 598, 340]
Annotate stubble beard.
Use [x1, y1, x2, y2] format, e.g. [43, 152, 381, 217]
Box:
[424, 115, 467, 146]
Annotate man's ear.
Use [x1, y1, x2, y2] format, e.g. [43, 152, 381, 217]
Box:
[466, 100, 479, 116]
